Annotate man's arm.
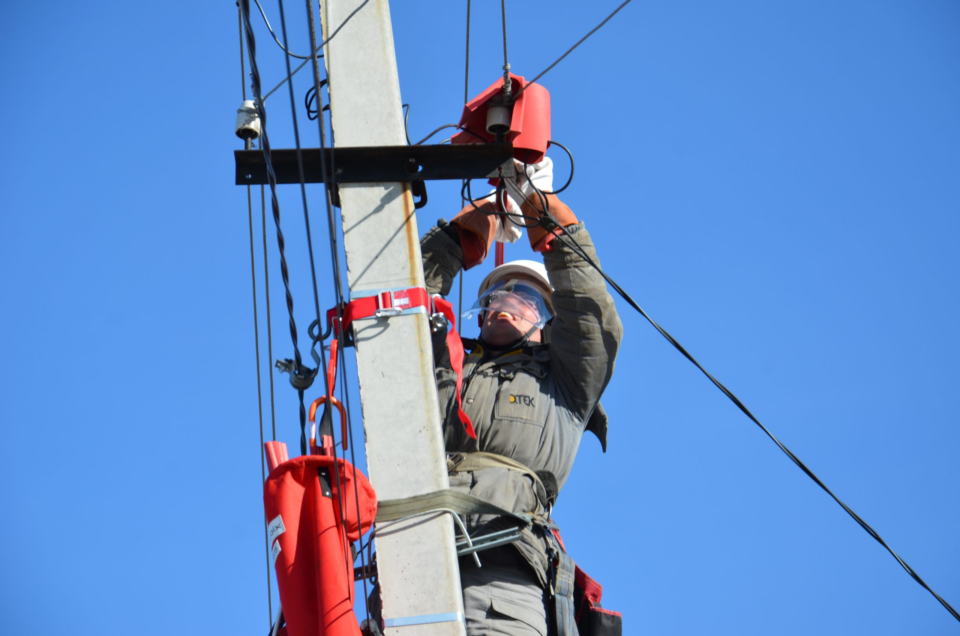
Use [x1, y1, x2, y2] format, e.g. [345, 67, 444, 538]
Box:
[540, 214, 623, 422]
[420, 222, 464, 296]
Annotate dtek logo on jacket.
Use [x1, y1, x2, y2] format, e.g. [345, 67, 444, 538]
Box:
[509, 394, 535, 407]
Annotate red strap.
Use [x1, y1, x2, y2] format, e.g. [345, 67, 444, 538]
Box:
[432, 297, 477, 439]
[326, 287, 432, 336]
[325, 289, 477, 440]
[326, 337, 338, 397]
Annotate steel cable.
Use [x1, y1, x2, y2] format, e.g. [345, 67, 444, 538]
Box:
[521, 193, 960, 624]
[261, 181, 278, 441]
[303, 0, 372, 616]
[252, 0, 323, 59]
[261, 0, 370, 102]
[500, 0, 511, 98]
[238, 3, 272, 626]
[512, 0, 634, 102]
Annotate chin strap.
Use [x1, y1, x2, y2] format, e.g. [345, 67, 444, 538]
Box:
[480, 323, 540, 354]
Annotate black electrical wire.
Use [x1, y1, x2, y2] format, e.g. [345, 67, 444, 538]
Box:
[512, 0, 634, 102]
[260, 0, 369, 102]
[240, 0, 308, 389]
[304, 80, 328, 121]
[460, 0, 471, 335]
[302, 0, 371, 616]
[260, 181, 278, 442]
[277, 0, 331, 456]
[414, 124, 461, 146]
[525, 141, 575, 195]
[518, 190, 960, 623]
[499, 0, 512, 98]
[238, 3, 272, 626]
[402, 104, 412, 145]
[252, 0, 323, 59]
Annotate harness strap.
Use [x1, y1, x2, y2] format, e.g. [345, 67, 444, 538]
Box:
[447, 451, 549, 512]
[375, 488, 534, 525]
[325, 288, 477, 439]
[548, 534, 578, 636]
[432, 297, 476, 439]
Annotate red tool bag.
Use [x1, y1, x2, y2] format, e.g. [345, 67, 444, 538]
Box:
[263, 452, 377, 636]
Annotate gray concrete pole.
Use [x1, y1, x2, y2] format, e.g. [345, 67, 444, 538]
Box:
[320, 2, 466, 635]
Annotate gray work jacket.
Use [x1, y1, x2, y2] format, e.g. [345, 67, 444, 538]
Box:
[421, 222, 622, 586]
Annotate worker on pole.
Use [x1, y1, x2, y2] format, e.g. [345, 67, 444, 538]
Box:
[419, 159, 623, 635]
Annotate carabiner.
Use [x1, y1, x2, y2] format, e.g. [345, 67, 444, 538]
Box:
[308, 394, 348, 455]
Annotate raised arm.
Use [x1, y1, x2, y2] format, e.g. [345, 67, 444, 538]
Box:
[528, 195, 623, 421]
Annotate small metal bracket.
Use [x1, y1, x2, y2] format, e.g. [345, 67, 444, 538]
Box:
[275, 359, 317, 390]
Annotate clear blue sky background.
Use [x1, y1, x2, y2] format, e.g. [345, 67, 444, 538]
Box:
[2, 1, 958, 634]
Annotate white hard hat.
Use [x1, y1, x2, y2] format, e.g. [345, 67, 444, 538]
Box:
[477, 260, 553, 314]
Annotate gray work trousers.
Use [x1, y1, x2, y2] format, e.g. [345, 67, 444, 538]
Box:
[460, 560, 549, 636]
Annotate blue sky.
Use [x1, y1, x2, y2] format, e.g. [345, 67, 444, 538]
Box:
[2, 1, 958, 634]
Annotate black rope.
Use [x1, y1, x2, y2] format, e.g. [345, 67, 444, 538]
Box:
[521, 190, 960, 623]
[238, 3, 271, 626]
[512, 0, 634, 102]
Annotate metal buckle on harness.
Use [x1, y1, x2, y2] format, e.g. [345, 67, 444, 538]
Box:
[373, 290, 407, 318]
[349, 287, 428, 320]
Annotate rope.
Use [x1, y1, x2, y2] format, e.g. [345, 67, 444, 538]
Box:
[512, 0, 634, 102]
[238, 2, 272, 625]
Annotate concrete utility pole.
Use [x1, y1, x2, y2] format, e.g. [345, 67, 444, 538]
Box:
[321, 2, 466, 635]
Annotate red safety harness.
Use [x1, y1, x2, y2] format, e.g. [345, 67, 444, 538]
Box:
[324, 287, 476, 439]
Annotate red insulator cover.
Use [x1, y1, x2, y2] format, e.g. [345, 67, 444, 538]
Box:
[264, 454, 377, 636]
[452, 73, 551, 164]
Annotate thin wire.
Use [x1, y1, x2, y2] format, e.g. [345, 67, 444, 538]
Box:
[464, 0, 471, 104]
[402, 103, 412, 145]
[261, 0, 370, 102]
[460, 0, 470, 335]
[526, 194, 960, 623]
[238, 2, 271, 625]
[303, 0, 366, 613]
[261, 179, 277, 441]
[240, 0, 308, 386]
[500, 0, 511, 98]
[512, 0, 634, 102]
[276, 0, 324, 350]
[413, 124, 461, 146]
[239, 3, 248, 102]
[252, 0, 324, 59]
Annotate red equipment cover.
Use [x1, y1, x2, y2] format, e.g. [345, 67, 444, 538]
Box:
[451, 73, 551, 164]
[264, 454, 377, 636]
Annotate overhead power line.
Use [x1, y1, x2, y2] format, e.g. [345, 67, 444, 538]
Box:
[513, 0, 634, 102]
[544, 215, 960, 625]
